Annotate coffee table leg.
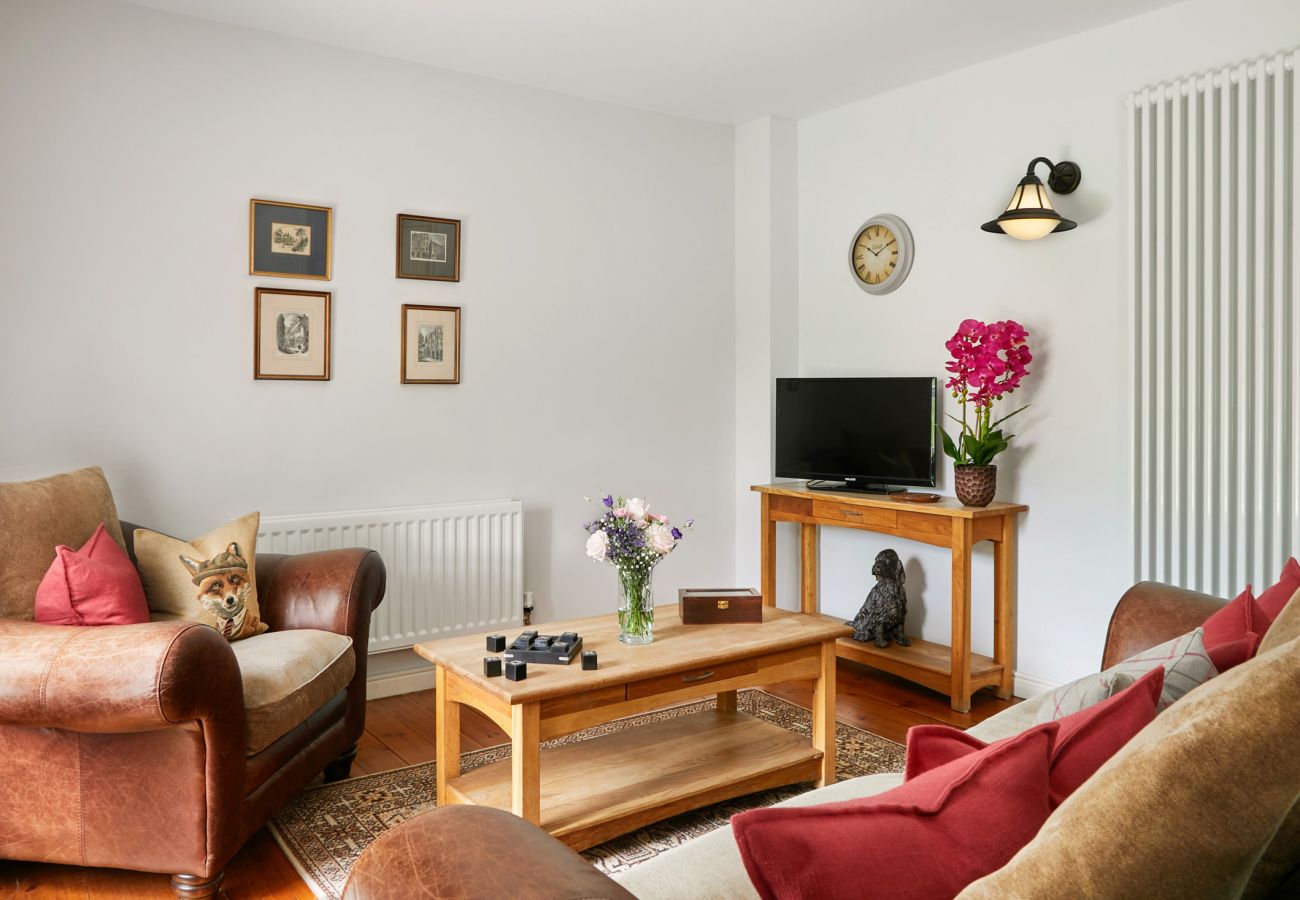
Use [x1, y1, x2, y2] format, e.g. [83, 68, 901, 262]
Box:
[435, 665, 461, 805]
[812, 638, 837, 788]
[511, 702, 541, 825]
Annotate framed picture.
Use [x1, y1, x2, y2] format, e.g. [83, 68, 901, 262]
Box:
[249, 199, 333, 280]
[396, 214, 460, 281]
[401, 304, 460, 384]
[255, 288, 331, 381]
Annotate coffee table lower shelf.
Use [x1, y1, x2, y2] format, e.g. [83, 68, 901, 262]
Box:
[444, 707, 824, 851]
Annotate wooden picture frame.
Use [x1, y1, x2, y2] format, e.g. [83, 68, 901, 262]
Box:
[254, 288, 331, 381]
[249, 199, 333, 280]
[396, 214, 461, 281]
[401, 304, 460, 384]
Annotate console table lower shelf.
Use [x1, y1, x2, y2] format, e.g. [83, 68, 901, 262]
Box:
[815, 613, 1006, 698]
[445, 708, 822, 851]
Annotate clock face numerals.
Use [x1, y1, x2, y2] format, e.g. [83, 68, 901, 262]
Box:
[853, 224, 900, 286]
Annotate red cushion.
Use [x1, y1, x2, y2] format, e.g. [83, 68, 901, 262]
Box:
[905, 667, 1163, 808]
[1202, 586, 1266, 649]
[732, 723, 1058, 900]
[34, 522, 149, 626]
[1258, 557, 1300, 624]
[1206, 631, 1262, 673]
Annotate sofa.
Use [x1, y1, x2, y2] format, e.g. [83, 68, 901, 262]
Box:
[0, 467, 387, 898]
[341, 580, 1300, 900]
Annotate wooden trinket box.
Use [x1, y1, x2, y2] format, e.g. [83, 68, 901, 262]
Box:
[678, 588, 763, 625]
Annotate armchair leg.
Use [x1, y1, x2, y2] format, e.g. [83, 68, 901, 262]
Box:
[171, 871, 224, 898]
[323, 743, 358, 783]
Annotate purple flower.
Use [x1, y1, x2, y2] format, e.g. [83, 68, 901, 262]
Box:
[602, 494, 613, 508]
[671, 527, 682, 540]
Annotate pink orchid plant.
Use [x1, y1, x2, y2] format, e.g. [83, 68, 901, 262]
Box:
[938, 318, 1033, 467]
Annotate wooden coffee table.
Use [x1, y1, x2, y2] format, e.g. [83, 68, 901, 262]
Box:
[414, 605, 849, 850]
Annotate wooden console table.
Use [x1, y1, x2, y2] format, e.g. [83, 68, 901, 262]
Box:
[752, 483, 1027, 712]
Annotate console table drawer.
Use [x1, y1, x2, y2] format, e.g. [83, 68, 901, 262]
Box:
[811, 501, 896, 528]
[626, 658, 758, 700]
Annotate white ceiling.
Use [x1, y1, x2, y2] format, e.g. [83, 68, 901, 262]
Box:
[125, 0, 1184, 124]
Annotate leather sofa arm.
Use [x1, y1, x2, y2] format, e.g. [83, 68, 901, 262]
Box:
[255, 548, 385, 643]
[0, 619, 244, 735]
[1101, 581, 1228, 669]
[342, 806, 635, 900]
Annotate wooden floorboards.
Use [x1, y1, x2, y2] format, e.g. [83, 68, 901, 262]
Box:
[0, 660, 1015, 898]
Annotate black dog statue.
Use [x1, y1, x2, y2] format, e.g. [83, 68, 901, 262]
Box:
[847, 549, 910, 648]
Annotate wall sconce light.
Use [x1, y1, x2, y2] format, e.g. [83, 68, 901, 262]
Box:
[981, 157, 1082, 240]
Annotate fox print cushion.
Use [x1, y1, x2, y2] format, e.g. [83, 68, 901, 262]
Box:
[134, 511, 268, 641]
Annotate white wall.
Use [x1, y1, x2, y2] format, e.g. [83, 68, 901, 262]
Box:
[792, 0, 1300, 687]
[733, 117, 800, 603]
[0, 0, 736, 635]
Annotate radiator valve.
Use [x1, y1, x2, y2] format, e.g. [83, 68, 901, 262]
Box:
[523, 591, 535, 626]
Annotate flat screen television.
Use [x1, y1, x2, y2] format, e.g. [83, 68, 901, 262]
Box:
[774, 377, 937, 490]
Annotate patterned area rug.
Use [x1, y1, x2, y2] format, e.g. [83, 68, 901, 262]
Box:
[269, 689, 904, 899]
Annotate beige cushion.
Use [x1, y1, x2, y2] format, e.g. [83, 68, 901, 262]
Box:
[1258, 586, 1300, 655]
[231, 629, 355, 754]
[0, 466, 124, 620]
[135, 512, 267, 641]
[958, 633, 1300, 900]
[1098, 626, 1216, 711]
[612, 772, 905, 899]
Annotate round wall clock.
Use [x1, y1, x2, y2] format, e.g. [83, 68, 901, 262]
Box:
[849, 214, 914, 295]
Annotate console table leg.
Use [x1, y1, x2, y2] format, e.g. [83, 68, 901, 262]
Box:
[994, 514, 1017, 700]
[716, 689, 738, 713]
[511, 702, 542, 825]
[800, 523, 818, 614]
[761, 494, 776, 606]
[435, 665, 461, 805]
[812, 639, 837, 787]
[950, 519, 973, 713]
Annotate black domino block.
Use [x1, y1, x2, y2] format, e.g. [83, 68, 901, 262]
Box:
[505, 660, 527, 681]
[486, 634, 506, 652]
[582, 650, 598, 670]
[483, 656, 503, 677]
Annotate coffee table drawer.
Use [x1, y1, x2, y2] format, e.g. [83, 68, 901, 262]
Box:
[626, 658, 758, 700]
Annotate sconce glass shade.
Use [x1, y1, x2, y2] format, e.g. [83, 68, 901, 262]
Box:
[981, 158, 1081, 240]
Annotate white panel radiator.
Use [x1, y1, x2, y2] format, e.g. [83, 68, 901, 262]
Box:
[1128, 49, 1299, 597]
[258, 500, 524, 652]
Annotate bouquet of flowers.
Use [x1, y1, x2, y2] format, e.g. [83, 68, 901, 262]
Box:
[584, 494, 690, 644]
[938, 318, 1033, 467]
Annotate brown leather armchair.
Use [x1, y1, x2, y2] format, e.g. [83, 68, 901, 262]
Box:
[0, 524, 385, 899]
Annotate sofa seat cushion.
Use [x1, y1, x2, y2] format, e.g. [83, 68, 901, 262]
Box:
[611, 772, 905, 900]
[231, 629, 355, 755]
[0, 466, 125, 620]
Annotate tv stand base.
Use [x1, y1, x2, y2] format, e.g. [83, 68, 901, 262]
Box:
[806, 480, 893, 495]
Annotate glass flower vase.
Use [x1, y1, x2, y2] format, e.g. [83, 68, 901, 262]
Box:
[616, 565, 655, 644]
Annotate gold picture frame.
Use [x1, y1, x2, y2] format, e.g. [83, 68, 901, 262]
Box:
[249, 199, 334, 280]
[254, 288, 331, 381]
[401, 304, 461, 384]
[396, 214, 461, 282]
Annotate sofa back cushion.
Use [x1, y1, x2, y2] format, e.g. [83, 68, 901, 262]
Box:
[0, 467, 125, 620]
[957, 632, 1300, 900]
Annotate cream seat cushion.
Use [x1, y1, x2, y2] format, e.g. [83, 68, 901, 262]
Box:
[231, 629, 355, 755]
[611, 771, 906, 899]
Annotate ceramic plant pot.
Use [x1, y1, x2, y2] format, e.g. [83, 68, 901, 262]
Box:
[954, 464, 997, 507]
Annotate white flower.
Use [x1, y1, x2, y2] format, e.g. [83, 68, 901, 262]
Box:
[585, 530, 609, 561]
[625, 497, 649, 524]
[647, 523, 676, 555]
